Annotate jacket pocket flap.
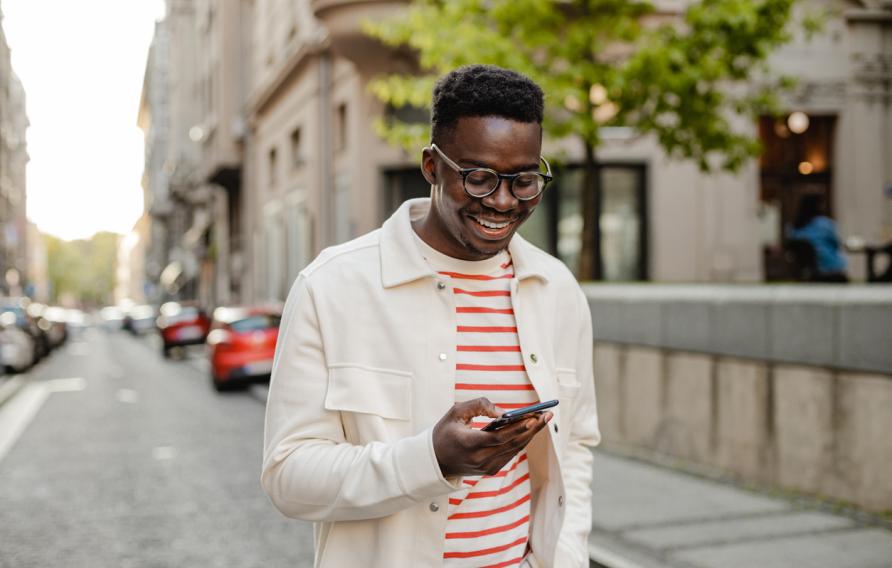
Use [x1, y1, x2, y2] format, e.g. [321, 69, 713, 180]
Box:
[325, 365, 412, 420]
[556, 369, 581, 393]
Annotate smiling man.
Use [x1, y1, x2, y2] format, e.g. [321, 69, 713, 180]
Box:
[262, 65, 600, 568]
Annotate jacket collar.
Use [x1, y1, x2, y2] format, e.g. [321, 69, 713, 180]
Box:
[380, 198, 550, 288]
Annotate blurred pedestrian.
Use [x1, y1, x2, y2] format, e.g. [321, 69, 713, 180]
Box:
[262, 65, 599, 567]
[788, 194, 848, 282]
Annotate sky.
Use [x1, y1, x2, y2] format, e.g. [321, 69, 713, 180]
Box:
[3, 0, 166, 241]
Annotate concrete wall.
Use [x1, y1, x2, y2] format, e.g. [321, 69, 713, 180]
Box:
[586, 285, 892, 512]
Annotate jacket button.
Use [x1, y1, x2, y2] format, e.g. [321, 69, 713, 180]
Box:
[530, 353, 538, 363]
[429, 502, 440, 512]
[438, 353, 447, 361]
[558, 495, 564, 507]
[553, 423, 559, 434]
[437, 282, 446, 290]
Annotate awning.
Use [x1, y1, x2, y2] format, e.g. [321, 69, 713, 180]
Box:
[160, 261, 184, 291]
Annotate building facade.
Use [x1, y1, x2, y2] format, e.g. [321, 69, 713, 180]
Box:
[144, 0, 891, 309]
[0, 6, 29, 296]
[241, 0, 891, 305]
[140, 0, 254, 309]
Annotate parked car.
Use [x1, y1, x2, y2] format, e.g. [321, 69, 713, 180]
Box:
[0, 311, 36, 372]
[41, 306, 69, 348]
[156, 302, 210, 357]
[1, 297, 49, 361]
[206, 306, 281, 391]
[99, 306, 125, 331]
[123, 304, 157, 335]
[64, 309, 88, 338]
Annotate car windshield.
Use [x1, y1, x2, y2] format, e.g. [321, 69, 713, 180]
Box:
[165, 307, 199, 324]
[230, 315, 280, 332]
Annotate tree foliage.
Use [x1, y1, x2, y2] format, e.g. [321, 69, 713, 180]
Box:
[365, 0, 811, 278]
[45, 231, 118, 307]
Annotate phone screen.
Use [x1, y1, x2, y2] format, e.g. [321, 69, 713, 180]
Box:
[481, 399, 559, 432]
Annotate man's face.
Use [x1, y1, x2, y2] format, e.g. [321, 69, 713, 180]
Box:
[420, 116, 544, 261]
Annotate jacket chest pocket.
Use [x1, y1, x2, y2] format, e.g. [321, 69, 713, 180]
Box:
[324, 364, 413, 444]
[554, 369, 581, 450]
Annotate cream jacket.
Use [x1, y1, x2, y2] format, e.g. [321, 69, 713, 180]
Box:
[262, 199, 600, 567]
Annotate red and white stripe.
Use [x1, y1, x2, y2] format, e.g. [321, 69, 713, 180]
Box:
[416, 237, 536, 568]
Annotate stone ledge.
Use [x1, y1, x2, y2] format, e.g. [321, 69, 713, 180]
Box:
[583, 284, 892, 374]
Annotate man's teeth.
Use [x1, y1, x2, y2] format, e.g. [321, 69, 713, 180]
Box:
[472, 216, 511, 229]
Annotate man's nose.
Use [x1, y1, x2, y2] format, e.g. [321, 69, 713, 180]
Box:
[482, 176, 518, 212]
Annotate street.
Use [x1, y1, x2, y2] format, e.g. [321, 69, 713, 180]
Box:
[0, 328, 314, 568]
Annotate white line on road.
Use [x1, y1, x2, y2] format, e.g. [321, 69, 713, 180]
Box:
[0, 375, 26, 406]
[0, 377, 87, 463]
[116, 389, 139, 404]
[48, 377, 87, 392]
[0, 382, 50, 463]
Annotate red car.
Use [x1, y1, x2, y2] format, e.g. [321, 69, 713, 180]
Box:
[157, 302, 211, 358]
[207, 306, 281, 391]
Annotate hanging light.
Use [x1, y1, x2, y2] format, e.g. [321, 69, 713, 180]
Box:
[798, 161, 814, 175]
[589, 84, 608, 106]
[787, 112, 810, 134]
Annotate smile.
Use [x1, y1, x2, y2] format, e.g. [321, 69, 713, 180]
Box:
[469, 215, 512, 230]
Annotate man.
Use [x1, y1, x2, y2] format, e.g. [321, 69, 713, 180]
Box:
[262, 64, 600, 567]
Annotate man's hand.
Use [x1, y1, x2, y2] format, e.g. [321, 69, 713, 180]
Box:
[432, 397, 552, 478]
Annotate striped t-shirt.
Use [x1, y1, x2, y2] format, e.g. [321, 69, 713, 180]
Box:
[414, 234, 538, 568]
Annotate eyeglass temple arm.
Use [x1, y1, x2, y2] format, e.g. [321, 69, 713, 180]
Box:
[433, 143, 552, 177]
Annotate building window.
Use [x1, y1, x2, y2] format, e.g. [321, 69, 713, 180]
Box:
[759, 114, 836, 281]
[521, 163, 648, 281]
[334, 103, 347, 153]
[290, 127, 303, 168]
[268, 147, 278, 189]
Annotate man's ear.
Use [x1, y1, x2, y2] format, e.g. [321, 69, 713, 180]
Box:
[420, 147, 437, 185]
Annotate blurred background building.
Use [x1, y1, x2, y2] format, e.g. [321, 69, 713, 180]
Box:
[138, 0, 892, 306]
[0, 5, 29, 297]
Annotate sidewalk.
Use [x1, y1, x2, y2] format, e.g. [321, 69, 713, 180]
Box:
[589, 450, 892, 568]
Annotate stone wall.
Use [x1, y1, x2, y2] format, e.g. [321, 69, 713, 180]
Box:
[585, 285, 892, 512]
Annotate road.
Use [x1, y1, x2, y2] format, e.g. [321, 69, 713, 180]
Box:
[0, 328, 314, 568]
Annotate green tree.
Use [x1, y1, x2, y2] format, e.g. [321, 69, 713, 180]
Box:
[366, 0, 817, 279]
[45, 231, 118, 306]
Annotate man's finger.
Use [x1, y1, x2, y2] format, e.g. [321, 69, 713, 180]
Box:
[452, 397, 500, 422]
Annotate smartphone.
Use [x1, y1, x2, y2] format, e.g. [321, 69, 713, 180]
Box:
[481, 399, 559, 432]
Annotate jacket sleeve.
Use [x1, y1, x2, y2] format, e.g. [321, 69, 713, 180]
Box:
[553, 287, 601, 567]
[261, 274, 461, 522]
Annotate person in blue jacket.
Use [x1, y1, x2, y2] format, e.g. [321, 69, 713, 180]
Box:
[788, 194, 848, 282]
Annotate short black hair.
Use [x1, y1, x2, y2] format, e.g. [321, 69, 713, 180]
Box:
[431, 64, 544, 144]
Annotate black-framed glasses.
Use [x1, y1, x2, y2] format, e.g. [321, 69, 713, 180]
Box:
[430, 143, 553, 201]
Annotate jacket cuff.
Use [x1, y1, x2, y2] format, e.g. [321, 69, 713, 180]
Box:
[394, 428, 462, 501]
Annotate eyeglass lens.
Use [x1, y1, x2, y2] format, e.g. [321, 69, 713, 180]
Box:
[465, 170, 544, 199]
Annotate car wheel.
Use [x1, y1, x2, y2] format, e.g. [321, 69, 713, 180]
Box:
[162, 344, 171, 358]
[212, 372, 244, 392]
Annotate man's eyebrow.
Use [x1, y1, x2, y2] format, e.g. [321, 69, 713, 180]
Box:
[461, 158, 542, 172]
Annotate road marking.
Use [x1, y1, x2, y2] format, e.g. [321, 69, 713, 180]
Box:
[0, 375, 27, 406]
[116, 389, 139, 404]
[48, 377, 87, 392]
[0, 382, 50, 462]
[152, 446, 177, 460]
